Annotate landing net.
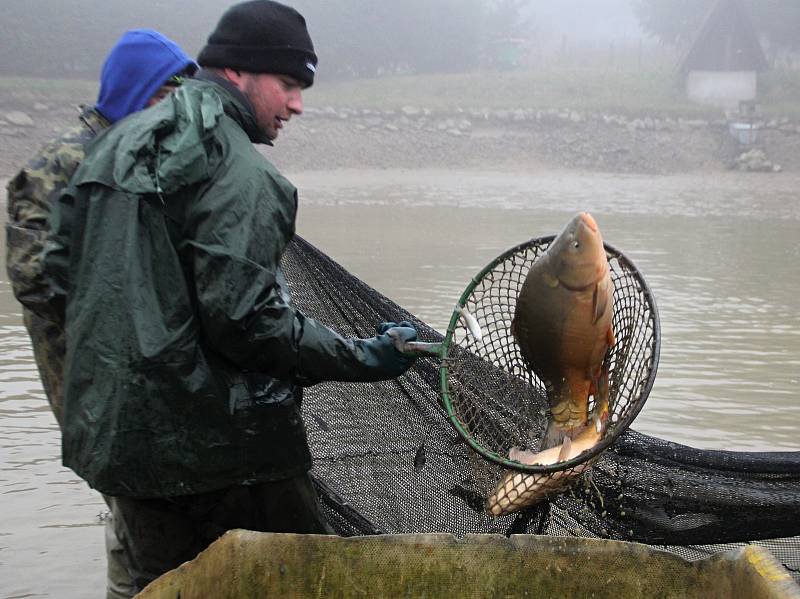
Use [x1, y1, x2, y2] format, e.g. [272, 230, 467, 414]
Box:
[281, 235, 800, 582]
[435, 235, 658, 516]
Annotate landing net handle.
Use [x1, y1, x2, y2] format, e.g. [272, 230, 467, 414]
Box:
[438, 236, 661, 474]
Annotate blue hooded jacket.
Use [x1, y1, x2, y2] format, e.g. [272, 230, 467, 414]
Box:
[95, 29, 197, 124]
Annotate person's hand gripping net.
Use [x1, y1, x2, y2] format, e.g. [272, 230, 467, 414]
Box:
[365, 321, 419, 377]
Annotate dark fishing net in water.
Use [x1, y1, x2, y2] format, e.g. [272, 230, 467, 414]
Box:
[281, 235, 800, 583]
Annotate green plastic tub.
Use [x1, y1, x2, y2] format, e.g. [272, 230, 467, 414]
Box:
[138, 532, 800, 599]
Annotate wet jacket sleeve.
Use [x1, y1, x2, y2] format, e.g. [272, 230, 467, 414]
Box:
[39, 184, 77, 321]
[182, 164, 407, 386]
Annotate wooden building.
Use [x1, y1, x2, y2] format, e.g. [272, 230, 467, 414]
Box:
[679, 0, 768, 110]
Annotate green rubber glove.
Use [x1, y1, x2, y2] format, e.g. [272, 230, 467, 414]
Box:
[361, 321, 418, 377]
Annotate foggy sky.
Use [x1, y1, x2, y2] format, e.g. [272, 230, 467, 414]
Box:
[530, 0, 644, 42]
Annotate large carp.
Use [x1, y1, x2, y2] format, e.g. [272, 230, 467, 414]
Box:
[511, 212, 615, 450]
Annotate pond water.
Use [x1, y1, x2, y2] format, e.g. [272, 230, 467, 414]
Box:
[1, 168, 798, 597]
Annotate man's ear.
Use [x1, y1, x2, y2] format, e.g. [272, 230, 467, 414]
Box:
[221, 68, 245, 89]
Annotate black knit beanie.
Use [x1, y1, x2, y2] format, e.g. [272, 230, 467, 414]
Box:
[198, 0, 317, 87]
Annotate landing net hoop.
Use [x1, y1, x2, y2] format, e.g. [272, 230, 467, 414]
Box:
[433, 236, 660, 475]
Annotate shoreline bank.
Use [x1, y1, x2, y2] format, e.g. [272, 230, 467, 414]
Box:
[2, 103, 799, 178]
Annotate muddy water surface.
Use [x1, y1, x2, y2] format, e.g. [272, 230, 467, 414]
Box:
[1, 169, 798, 597]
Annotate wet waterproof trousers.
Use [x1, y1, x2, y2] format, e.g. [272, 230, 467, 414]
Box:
[105, 473, 334, 596]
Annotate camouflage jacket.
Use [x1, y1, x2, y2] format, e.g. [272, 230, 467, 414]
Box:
[5, 106, 110, 426]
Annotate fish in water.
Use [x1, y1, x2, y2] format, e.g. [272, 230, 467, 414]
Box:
[449, 483, 489, 514]
[511, 212, 615, 450]
[413, 442, 427, 472]
[486, 387, 609, 517]
[310, 412, 330, 433]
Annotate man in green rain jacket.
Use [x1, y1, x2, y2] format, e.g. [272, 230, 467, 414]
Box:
[44, 1, 417, 594]
[7, 30, 196, 599]
[6, 30, 196, 428]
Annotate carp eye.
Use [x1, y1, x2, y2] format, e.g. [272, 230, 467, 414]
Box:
[572, 240, 580, 249]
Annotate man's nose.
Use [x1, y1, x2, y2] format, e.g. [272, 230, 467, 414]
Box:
[288, 89, 304, 115]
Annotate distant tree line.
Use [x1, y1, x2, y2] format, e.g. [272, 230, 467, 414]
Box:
[0, 0, 219, 78]
[0, 0, 530, 80]
[3, 0, 796, 81]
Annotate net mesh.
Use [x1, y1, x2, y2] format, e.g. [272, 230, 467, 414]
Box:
[282, 235, 800, 583]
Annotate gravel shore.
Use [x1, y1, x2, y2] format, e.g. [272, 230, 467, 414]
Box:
[3, 102, 799, 178]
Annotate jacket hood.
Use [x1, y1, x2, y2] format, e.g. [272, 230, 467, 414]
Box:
[94, 29, 197, 124]
[77, 80, 256, 195]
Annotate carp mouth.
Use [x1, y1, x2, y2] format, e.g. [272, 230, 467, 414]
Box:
[581, 212, 599, 232]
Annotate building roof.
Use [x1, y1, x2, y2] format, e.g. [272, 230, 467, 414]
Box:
[679, 0, 768, 73]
